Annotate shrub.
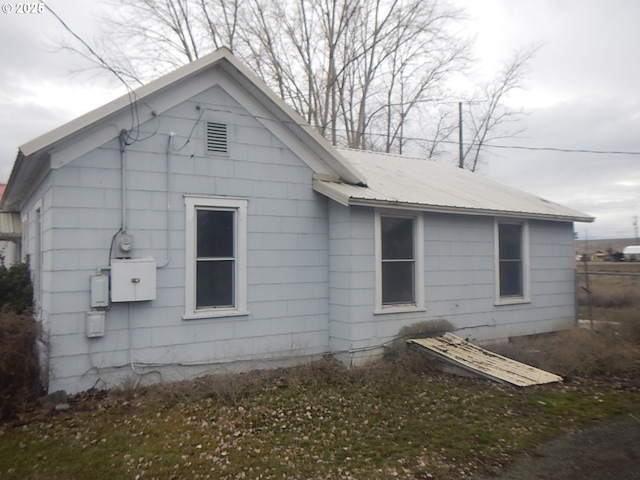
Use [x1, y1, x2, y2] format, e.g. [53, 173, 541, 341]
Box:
[383, 319, 453, 371]
[0, 260, 39, 420]
[0, 261, 33, 314]
[0, 312, 42, 420]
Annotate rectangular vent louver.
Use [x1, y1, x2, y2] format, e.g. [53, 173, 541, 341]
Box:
[206, 122, 228, 154]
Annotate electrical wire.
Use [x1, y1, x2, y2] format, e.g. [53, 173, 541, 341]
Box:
[172, 104, 640, 157]
[171, 105, 206, 151]
[38, 2, 640, 159]
[38, 2, 640, 158]
[41, 0, 142, 142]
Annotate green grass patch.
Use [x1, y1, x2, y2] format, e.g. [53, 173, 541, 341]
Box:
[1, 359, 639, 480]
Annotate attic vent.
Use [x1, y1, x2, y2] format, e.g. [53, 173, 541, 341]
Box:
[206, 122, 228, 154]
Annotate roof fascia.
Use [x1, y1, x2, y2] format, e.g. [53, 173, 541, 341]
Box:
[313, 179, 594, 223]
[1, 151, 51, 211]
[7, 48, 366, 210]
[312, 177, 352, 206]
[347, 197, 594, 222]
[47, 68, 233, 170]
[20, 48, 232, 159]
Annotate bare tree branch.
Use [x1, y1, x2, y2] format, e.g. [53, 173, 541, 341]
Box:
[58, 0, 531, 169]
[461, 47, 539, 171]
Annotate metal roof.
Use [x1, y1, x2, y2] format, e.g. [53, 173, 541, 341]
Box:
[313, 148, 594, 223]
[408, 333, 563, 387]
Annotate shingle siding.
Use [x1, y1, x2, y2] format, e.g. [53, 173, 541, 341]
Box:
[329, 210, 577, 364]
[30, 84, 333, 393]
[13, 54, 581, 394]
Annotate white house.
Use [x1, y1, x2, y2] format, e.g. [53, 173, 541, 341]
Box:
[2, 48, 593, 394]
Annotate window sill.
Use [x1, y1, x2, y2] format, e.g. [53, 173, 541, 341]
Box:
[183, 309, 250, 321]
[494, 297, 531, 306]
[374, 304, 426, 315]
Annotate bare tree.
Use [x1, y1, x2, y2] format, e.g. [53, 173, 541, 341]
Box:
[64, 0, 534, 166]
[72, 0, 471, 153]
[459, 48, 538, 171]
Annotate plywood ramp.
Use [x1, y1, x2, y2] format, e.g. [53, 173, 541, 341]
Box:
[408, 333, 563, 387]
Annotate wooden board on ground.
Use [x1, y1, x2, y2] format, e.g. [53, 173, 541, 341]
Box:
[408, 333, 563, 387]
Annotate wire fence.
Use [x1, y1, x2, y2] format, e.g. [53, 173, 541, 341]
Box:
[576, 262, 640, 324]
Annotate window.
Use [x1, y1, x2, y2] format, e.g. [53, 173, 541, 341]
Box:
[185, 196, 247, 319]
[495, 220, 529, 304]
[375, 211, 424, 313]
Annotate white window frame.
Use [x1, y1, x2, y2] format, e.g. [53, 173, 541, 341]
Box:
[184, 195, 248, 319]
[494, 219, 530, 305]
[374, 210, 425, 314]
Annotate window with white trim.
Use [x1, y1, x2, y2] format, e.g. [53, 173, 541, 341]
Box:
[185, 196, 248, 319]
[495, 220, 529, 303]
[375, 211, 424, 312]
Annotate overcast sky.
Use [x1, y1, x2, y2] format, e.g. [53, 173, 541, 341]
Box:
[1, 0, 639, 240]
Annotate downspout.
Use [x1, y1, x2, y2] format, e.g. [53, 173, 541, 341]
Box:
[157, 132, 174, 268]
[119, 129, 129, 233]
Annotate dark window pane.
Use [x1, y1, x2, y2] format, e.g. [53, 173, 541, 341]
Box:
[196, 260, 234, 308]
[500, 261, 523, 297]
[381, 217, 414, 259]
[197, 210, 234, 258]
[499, 224, 522, 260]
[382, 262, 415, 304]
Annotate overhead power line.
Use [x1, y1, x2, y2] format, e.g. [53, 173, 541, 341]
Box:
[36, 3, 640, 158]
[480, 143, 640, 156]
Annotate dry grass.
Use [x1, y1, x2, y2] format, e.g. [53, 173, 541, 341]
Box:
[577, 265, 640, 343]
[1, 353, 639, 480]
[488, 265, 640, 379]
[490, 327, 639, 378]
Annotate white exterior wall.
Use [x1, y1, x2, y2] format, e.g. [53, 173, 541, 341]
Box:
[19, 79, 579, 393]
[31, 85, 331, 393]
[328, 207, 577, 364]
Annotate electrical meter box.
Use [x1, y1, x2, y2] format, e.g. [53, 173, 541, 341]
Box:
[90, 274, 110, 308]
[86, 311, 105, 338]
[110, 257, 157, 302]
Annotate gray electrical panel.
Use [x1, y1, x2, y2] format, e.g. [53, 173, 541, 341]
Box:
[90, 274, 110, 308]
[110, 257, 157, 302]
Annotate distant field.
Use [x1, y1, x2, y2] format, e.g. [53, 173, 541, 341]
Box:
[576, 261, 640, 273]
[575, 237, 637, 254]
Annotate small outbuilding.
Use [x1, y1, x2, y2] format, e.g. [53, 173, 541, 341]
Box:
[1, 48, 594, 394]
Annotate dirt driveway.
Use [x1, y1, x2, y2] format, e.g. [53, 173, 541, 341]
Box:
[476, 417, 640, 479]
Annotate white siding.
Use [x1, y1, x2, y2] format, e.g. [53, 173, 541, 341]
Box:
[38, 85, 331, 393]
[328, 210, 577, 364]
[25, 82, 579, 393]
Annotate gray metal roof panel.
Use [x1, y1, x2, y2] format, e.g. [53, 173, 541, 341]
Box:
[313, 148, 594, 222]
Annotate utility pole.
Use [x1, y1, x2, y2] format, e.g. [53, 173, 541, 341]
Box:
[634, 216, 639, 244]
[458, 102, 464, 168]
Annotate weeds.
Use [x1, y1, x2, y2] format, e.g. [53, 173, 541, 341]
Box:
[1, 355, 639, 480]
[0, 312, 42, 420]
[490, 327, 638, 378]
